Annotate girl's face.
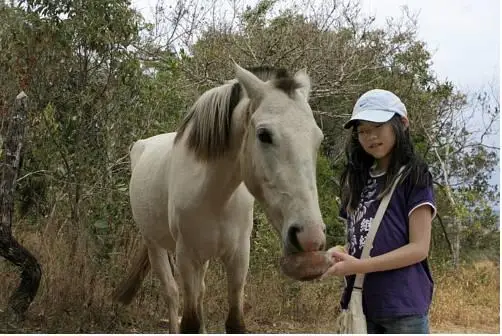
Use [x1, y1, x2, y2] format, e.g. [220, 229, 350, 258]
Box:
[356, 120, 396, 168]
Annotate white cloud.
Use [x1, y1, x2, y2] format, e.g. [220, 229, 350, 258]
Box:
[359, 0, 500, 93]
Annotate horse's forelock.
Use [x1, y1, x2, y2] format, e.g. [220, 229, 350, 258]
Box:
[246, 66, 302, 97]
[246, 66, 289, 82]
[273, 78, 302, 96]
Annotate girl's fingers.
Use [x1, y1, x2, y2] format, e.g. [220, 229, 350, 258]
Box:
[320, 268, 334, 280]
[320, 264, 340, 280]
[329, 250, 349, 261]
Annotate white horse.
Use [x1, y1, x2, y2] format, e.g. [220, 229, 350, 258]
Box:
[112, 63, 326, 333]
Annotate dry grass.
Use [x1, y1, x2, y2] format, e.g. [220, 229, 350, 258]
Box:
[1, 222, 500, 334]
[429, 260, 500, 334]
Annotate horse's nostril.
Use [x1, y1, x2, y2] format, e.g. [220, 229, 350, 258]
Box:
[287, 224, 303, 252]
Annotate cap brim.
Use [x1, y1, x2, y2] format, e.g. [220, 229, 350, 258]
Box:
[343, 110, 395, 129]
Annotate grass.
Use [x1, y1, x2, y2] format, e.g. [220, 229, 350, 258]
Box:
[429, 260, 500, 333]
[0, 221, 500, 334]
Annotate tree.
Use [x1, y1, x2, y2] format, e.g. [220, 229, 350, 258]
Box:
[417, 84, 499, 266]
[0, 92, 42, 323]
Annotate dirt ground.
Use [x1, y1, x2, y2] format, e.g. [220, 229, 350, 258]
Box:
[1, 310, 499, 334]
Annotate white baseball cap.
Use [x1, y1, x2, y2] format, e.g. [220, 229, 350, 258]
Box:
[343, 89, 408, 129]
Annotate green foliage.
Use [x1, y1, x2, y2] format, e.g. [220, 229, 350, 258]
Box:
[249, 206, 282, 273]
[316, 153, 345, 247]
[1, 0, 498, 267]
[241, 0, 278, 29]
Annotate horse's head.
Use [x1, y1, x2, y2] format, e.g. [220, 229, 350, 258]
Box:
[235, 64, 326, 256]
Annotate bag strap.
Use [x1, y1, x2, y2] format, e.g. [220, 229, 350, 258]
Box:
[353, 166, 405, 290]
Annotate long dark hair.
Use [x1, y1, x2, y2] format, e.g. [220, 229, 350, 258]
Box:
[339, 114, 432, 212]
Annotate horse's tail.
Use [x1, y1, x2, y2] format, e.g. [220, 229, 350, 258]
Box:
[112, 243, 150, 305]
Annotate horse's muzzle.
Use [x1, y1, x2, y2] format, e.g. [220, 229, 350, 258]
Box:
[284, 223, 326, 255]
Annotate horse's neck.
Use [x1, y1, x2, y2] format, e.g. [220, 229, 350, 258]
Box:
[200, 120, 248, 205]
[199, 155, 244, 204]
[190, 98, 249, 205]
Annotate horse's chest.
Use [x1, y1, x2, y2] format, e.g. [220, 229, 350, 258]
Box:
[171, 206, 251, 250]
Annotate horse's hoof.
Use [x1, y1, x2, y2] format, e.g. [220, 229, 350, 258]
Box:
[225, 322, 248, 334]
[226, 328, 248, 334]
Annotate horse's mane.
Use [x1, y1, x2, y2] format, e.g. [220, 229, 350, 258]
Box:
[174, 66, 300, 161]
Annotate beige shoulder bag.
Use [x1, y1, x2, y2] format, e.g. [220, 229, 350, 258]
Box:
[334, 170, 404, 334]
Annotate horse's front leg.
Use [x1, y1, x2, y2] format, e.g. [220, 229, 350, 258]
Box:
[197, 261, 210, 333]
[223, 238, 250, 334]
[177, 246, 207, 334]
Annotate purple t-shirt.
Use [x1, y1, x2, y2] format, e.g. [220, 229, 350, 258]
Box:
[339, 169, 436, 318]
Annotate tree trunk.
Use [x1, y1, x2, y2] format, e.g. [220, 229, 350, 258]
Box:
[452, 216, 461, 268]
[423, 128, 461, 269]
[0, 91, 42, 323]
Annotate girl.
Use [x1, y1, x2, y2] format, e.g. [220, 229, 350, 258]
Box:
[322, 89, 436, 334]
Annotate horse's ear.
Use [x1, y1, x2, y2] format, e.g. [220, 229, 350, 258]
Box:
[234, 63, 265, 102]
[294, 68, 311, 101]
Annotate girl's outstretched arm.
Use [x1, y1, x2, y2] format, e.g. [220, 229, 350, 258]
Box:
[321, 204, 433, 278]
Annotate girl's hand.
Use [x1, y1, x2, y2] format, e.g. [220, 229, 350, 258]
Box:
[320, 249, 363, 279]
[327, 245, 347, 261]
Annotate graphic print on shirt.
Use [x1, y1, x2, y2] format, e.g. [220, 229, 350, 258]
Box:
[347, 177, 378, 256]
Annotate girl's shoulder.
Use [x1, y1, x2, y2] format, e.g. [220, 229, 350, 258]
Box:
[399, 162, 433, 191]
[396, 164, 436, 214]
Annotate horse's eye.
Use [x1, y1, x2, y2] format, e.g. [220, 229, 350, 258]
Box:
[257, 128, 273, 144]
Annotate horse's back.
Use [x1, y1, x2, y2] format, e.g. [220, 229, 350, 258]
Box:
[130, 132, 177, 170]
[129, 132, 177, 247]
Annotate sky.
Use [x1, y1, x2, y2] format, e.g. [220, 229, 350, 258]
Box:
[132, 0, 500, 189]
[358, 0, 499, 93]
[132, 0, 500, 92]
[356, 0, 500, 190]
